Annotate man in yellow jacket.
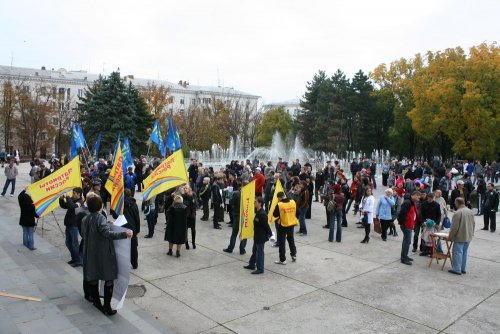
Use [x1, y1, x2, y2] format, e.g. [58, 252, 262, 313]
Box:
[273, 192, 298, 265]
[448, 197, 475, 275]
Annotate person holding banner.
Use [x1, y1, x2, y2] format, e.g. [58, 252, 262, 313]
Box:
[273, 192, 298, 265]
[82, 196, 132, 316]
[223, 178, 248, 254]
[244, 197, 272, 274]
[60, 188, 84, 267]
[165, 195, 188, 257]
[18, 189, 39, 250]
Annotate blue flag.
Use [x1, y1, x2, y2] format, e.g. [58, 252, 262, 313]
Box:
[93, 132, 102, 160]
[175, 126, 182, 150]
[150, 120, 166, 157]
[112, 133, 121, 164]
[76, 124, 86, 149]
[70, 123, 79, 158]
[122, 137, 133, 174]
[166, 116, 176, 153]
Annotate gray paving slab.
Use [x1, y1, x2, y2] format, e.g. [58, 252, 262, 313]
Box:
[224, 289, 438, 334]
[152, 261, 317, 324]
[445, 292, 500, 333]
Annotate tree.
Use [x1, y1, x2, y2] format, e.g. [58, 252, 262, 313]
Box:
[0, 80, 16, 152]
[255, 106, 294, 146]
[14, 84, 56, 159]
[408, 44, 500, 159]
[77, 72, 153, 156]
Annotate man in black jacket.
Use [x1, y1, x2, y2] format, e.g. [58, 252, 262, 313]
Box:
[244, 197, 272, 274]
[482, 183, 499, 232]
[223, 179, 248, 254]
[111, 189, 141, 269]
[419, 193, 442, 256]
[59, 188, 84, 267]
[211, 174, 224, 229]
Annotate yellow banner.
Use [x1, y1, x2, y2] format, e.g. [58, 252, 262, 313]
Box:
[142, 149, 189, 201]
[27, 156, 82, 217]
[239, 180, 255, 240]
[108, 144, 124, 215]
[268, 178, 286, 225]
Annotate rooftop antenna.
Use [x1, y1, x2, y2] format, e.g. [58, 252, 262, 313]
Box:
[217, 68, 220, 86]
[10, 51, 13, 67]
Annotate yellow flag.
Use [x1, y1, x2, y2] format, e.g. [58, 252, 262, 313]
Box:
[142, 149, 189, 201]
[268, 179, 286, 225]
[27, 156, 82, 217]
[239, 180, 255, 240]
[108, 144, 124, 215]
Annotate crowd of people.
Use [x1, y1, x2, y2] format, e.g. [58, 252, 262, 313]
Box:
[13, 153, 500, 313]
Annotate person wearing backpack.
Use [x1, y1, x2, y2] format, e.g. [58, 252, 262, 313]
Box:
[376, 188, 395, 241]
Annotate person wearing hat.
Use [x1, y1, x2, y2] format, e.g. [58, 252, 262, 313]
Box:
[273, 191, 298, 265]
[450, 180, 471, 211]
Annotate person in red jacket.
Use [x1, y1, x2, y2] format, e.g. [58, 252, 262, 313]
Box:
[253, 167, 266, 197]
[398, 191, 420, 265]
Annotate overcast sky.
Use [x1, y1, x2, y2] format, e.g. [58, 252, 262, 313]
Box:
[1, 0, 498, 104]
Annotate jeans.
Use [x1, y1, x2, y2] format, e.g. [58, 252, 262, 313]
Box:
[146, 209, 156, 236]
[1, 178, 16, 195]
[65, 226, 81, 264]
[298, 207, 307, 234]
[413, 222, 425, 251]
[400, 225, 413, 261]
[452, 242, 470, 273]
[477, 193, 483, 214]
[248, 242, 265, 272]
[328, 211, 342, 242]
[22, 226, 35, 249]
[227, 213, 247, 252]
[277, 224, 297, 262]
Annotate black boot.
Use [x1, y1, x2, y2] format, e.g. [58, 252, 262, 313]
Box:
[176, 250, 181, 257]
[167, 249, 173, 256]
[103, 282, 117, 316]
[192, 230, 196, 249]
[89, 282, 103, 312]
[83, 280, 92, 302]
[185, 242, 190, 250]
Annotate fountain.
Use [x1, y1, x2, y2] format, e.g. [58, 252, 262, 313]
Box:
[189, 132, 391, 171]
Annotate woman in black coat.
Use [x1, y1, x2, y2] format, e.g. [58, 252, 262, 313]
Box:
[165, 195, 188, 257]
[82, 196, 132, 316]
[18, 189, 39, 250]
[183, 186, 197, 250]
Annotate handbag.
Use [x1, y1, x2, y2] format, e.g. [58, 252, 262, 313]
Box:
[373, 217, 382, 234]
[327, 200, 336, 212]
[443, 216, 451, 229]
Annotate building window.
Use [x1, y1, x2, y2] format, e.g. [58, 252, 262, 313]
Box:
[40, 133, 47, 140]
[58, 88, 65, 98]
[59, 102, 64, 111]
[180, 98, 185, 105]
[202, 98, 211, 104]
[78, 89, 84, 98]
[179, 109, 185, 112]
[235, 101, 239, 109]
[52, 117, 59, 126]
[53, 87, 57, 96]
[225, 100, 230, 107]
[245, 101, 250, 110]
[191, 98, 196, 105]
[23, 86, 30, 92]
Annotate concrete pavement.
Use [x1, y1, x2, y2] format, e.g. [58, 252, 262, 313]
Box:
[1, 163, 500, 333]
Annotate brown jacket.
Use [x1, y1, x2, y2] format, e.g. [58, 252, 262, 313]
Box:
[448, 206, 475, 243]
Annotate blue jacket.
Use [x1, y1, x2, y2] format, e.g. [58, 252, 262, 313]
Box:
[124, 172, 136, 190]
[376, 195, 395, 220]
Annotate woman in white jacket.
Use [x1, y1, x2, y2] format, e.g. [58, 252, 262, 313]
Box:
[359, 188, 375, 243]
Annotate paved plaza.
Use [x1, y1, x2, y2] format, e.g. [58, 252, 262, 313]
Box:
[1, 163, 499, 334]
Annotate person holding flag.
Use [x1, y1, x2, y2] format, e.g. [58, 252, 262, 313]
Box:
[243, 197, 272, 274]
[223, 178, 248, 254]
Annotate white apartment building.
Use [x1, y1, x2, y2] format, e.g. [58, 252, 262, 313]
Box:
[0, 65, 260, 158]
[262, 99, 302, 118]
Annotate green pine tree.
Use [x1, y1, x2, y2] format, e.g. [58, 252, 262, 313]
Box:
[77, 72, 153, 157]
